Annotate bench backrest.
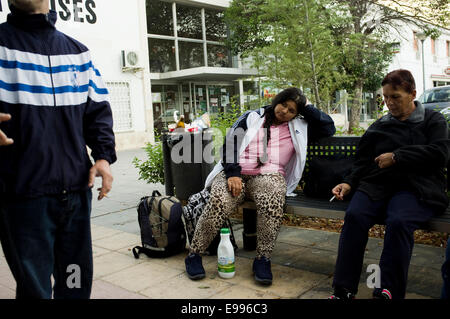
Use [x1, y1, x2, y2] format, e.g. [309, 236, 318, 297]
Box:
[301, 136, 450, 198]
[301, 137, 360, 198]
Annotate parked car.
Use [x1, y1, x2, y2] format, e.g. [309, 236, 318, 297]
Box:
[417, 85, 450, 112]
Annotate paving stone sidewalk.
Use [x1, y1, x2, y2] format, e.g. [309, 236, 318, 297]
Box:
[0, 148, 446, 299]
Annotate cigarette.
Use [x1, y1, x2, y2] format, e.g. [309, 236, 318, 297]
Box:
[329, 195, 336, 202]
[102, 193, 109, 198]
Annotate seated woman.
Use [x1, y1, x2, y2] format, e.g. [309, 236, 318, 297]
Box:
[184, 87, 336, 285]
[329, 69, 450, 299]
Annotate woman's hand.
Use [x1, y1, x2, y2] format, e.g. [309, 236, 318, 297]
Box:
[332, 183, 351, 201]
[374, 152, 395, 169]
[227, 176, 243, 197]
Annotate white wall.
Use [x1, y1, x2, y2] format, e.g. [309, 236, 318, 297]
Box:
[0, 0, 153, 149]
[386, 22, 450, 96]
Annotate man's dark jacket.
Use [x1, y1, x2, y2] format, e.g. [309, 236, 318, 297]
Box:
[343, 101, 450, 214]
[0, 7, 116, 198]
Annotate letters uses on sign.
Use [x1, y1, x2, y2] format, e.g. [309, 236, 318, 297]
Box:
[1, 1, 97, 24]
[50, 0, 97, 24]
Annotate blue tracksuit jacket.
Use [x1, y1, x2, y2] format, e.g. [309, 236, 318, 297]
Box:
[0, 8, 116, 198]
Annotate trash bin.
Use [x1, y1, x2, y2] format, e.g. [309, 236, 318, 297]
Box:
[162, 129, 215, 201]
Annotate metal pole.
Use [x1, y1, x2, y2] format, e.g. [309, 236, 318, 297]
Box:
[421, 39, 426, 92]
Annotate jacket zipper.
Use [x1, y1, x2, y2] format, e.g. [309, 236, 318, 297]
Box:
[47, 55, 56, 107]
[42, 33, 67, 195]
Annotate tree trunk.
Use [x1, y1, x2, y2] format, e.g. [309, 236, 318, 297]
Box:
[348, 79, 363, 134]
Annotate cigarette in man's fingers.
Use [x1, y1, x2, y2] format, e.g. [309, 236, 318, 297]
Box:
[329, 195, 336, 202]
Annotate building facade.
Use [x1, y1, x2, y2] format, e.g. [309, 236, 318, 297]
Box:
[386, 23, 450, 94]
[146, 0, 256, 133]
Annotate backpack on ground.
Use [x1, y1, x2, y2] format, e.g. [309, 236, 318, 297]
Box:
[182, 188, 238, 255]
[132, 190, 186, 259]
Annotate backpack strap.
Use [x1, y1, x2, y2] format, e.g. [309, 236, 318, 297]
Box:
[152, 190, 162, 197]
[180, 213, 191, 247]
[137, 196, 157, 249]
[132, 246, 142, 259]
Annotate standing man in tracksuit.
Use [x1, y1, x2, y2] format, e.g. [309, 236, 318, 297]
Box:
[0, 0, 116, 298]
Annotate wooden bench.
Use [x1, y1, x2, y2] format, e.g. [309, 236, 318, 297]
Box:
[240, 136, 450, 250]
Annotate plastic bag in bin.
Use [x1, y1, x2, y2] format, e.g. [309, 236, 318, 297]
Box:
[191, 113, 210, 132]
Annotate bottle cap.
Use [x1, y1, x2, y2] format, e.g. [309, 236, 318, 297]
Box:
[220, 228, 230, 234]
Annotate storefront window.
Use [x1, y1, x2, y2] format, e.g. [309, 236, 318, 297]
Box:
[152, 85, 181, 133]
[148, 38, 176, 73]
[207, 44, 230, 67]
[192, 85, 207, 115]
[176, 4, 202, 39]
[181, 84, 193, 121]
[146, 0, 174, 36]
[208, 85, 235, 116]
[178, 41, 204, 69]
[205, 9, 227, 41]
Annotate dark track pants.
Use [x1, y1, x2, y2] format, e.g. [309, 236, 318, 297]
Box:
[0, 190, 93, 299]
[332, 190, 434, 299]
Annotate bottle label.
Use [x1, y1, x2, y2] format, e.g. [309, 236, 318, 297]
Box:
[218, 256, 235, 273]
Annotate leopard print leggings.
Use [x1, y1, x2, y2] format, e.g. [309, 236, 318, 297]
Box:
[190, 171, 286, 258]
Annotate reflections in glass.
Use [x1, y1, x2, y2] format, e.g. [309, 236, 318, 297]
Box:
[146, 0, 174, 36]
[148, 38, 176, 73]
[207, 44, 230, 67]
[152, 85, 181, 134]
[205, 9, 227, 41]
[178, 41, 204, 69]
[176, 4, 202, 39]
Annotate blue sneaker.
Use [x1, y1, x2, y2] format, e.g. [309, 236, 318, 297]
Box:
[185, 253, 205, 280]
[253, 256, 272, 285]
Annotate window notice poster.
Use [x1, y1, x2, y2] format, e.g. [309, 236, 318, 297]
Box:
[210, 98, 218, 107]
[221, 95, 229, 105]
[152, 93, 161, 103]
[198, 88, 203, 97]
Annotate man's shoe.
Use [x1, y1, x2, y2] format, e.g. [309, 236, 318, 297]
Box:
[328, 287, 355, 300]
[185, 253, 205, 280]
[252, 256, 272, 285]
[373, 288, 392, 299]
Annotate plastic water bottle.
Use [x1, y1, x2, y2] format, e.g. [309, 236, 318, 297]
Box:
[217, 228, 235, 279]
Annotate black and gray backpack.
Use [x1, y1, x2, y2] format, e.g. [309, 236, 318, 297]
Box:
[132, 190, 186, 259]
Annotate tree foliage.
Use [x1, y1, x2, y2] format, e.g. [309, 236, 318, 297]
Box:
[225, 0, 346, 110]
[226, 0, 449, 132]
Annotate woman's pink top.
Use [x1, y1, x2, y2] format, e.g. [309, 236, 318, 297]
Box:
[239, 121, 295, 177]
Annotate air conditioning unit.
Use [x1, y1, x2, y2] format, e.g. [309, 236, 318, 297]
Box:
[121, 50, 140, 69]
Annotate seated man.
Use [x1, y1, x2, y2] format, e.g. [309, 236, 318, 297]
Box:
[330, 69, 450, 299]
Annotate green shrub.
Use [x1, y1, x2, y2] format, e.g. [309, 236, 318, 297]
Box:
[132, 133, 165, 185]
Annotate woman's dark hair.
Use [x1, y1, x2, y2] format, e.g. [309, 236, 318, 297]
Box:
[381, 69, 416, 94]
[257, 87, 306, 166]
